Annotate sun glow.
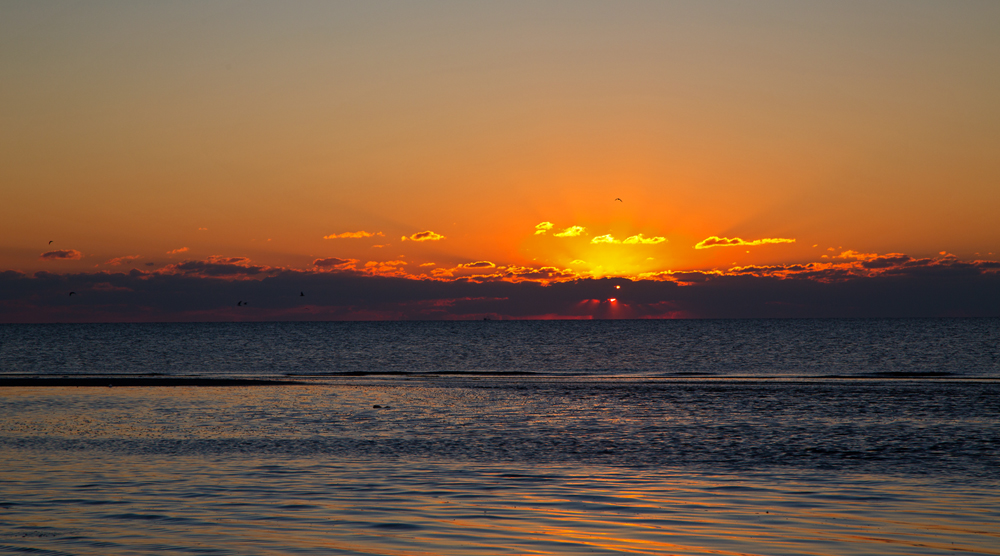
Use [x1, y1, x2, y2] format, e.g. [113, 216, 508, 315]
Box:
[565, 245, 667, 278]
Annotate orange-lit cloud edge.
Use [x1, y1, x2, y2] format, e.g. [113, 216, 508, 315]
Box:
[6, 226, 1000, 321]
[159, 248, 997, 285]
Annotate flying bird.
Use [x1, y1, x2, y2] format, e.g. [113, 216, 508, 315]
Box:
[48, 240, 53, 244]
[69, 292, 75, 296]
[300, 292, 305, 297]
[237, 301, 242, 306]
[615, 198, 622, 202]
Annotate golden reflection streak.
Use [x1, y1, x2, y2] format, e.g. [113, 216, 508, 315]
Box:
[431, 517, 814, 556]
[424, 494, 1000, 556]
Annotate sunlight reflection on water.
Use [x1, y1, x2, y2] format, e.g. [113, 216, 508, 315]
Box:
[1, 382, 998, 555]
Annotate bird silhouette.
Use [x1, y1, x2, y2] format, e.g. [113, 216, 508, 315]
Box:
[237, 301, 242, 306]
[69, 291, 75, 296]
[48, 240, 53, 244]
[614, 198, 622, 202]
[300, 291, 305, 296]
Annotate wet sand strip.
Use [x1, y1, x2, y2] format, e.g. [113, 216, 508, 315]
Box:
[0, 377, 306, 387]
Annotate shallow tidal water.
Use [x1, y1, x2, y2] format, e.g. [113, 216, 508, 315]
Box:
[1, 379, 998, 555]
[1, 320, 998, 554]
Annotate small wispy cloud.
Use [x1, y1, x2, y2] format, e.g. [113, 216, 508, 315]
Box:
[39, 249, 82, 260]
[420, 262, 436, 267]
[694, 237, 795, 249]
[324, 231, 384, 239]
[459, 261, 496, 269]
[590, 233, 666, 245]
[836, 250, 877, 261]
[591, 234, 619, 244]
[105, 255, 141, 266]
[206, 255, 251, 264]
[198, 227, 208, 231]
[313, 257, 357, 269]
[167, 247, 189, 255]
[622, 234, 667, 245]
[554, 226, 585, 238]
[534, 222, 554, 235]
[402, 231, 445, 242]
[363, 260, 409, 276]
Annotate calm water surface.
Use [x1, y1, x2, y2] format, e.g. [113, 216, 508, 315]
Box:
[1, 320, 998, 554]
[2, 319, 998, 378]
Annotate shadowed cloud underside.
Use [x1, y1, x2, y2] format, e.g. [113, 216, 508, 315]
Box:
[2, 252, 997, 322]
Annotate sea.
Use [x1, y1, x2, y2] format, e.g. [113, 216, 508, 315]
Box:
[0, 319, 998, 555]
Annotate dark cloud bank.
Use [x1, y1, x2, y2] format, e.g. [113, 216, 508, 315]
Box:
[2, 255, 999, 322]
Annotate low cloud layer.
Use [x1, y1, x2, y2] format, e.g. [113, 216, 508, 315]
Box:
[2, 253, 997, 322]
[313, 257, 357, 269]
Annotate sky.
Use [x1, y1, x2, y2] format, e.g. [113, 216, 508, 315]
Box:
[2, 1, 999, 321]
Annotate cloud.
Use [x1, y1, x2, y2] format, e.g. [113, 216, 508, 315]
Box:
[206, 255, 251, 265]
[554, 226, 586, 238]
[167, 247, 189, 255]
[861, 254, 912, 269]
[323, 231, 384, 239]
[571, 260, 586, 265]
[475, 265, 581, 284]
[534, 222, 554, 235]
[459, 261, 496, 269]
[198, 227, 208, 231]
[92, 282, 132, 292]
[591, 233, 668, 245]
[313, 257, 357, 269]
[420, 262, 436, 267]
[402, 231, 445, 242]
[2, 252, 999, 322]
[163, 256, 281, 279]
[39, 250, 82, 260]
[363, 260, 409, 277]
[105, 255, 141, 266]
[694, 237, 796, 249]
[837, 250, 877, 261]
[623, 234, 667, 245]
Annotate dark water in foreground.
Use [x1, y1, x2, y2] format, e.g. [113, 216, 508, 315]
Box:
[1, 319, 998, 554]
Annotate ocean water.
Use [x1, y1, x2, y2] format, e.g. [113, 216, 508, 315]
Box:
[2, 318, 999, 379]
[1, 319, 998, 555]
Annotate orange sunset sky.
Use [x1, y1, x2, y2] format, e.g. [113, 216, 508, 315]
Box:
[2, 1, 999, 320]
